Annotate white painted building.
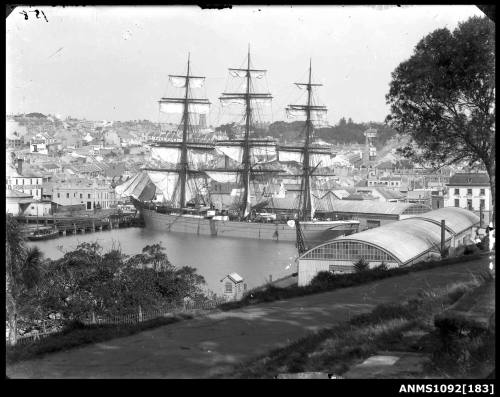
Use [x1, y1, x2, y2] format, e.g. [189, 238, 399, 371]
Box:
[6, 189, 33, 215]
[6, 160, 43, 200]
[297, 207, 480, 286]
[445, 172, 492, 225]
[51, 179, 117, 210]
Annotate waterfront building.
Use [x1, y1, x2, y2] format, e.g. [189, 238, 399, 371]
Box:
[220, 273, 246, 301]
[297, 207, 480, 286]
[354, 186, 406, 203]
[312, 200, 431, 230]
[6, 189, 33, 215]
[6, 159, 43, 200]
[50, 178, 117, 210]
[22, 200, 53, 216]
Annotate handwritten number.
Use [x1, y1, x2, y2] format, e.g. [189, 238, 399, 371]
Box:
[20, 9, 48, 22]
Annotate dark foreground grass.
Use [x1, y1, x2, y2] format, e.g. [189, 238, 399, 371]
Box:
[6, 313, 193, 364]
[219, 252, 485, 311]
[222, 279, 487, 379]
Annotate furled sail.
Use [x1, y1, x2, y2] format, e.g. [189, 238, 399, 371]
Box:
[151, 146, 181, 164]
[169, 75, 205, 89]
[286, 105, 328, 128]
[188, 149, 215, 169]
[278, 149, 303, 163]
[228, 69, 266, 79]
[159, 100, 211, 115]
[115, 171, 156, 201]
[215, 145, 244, 163]
[205, 171, 239, 184]
[146, 171, 180, 204]
[250, 144, 277, 163]
[219, 97, 272, 108]
[311, 152, 334, 168]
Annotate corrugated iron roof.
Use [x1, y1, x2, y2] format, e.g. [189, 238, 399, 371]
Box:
[406, 207, 480, 236]
[323, 200, 431, 215]
[300, 207, 479, 266]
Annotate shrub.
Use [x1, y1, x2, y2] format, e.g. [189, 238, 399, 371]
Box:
[464, 244, 479, 255]
[353, 258, 369, 272]
[375, 262, 388, 271]
[310, 271, 337, 289]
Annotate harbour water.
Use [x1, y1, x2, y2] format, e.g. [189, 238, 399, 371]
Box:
[27, 227, 299, 294]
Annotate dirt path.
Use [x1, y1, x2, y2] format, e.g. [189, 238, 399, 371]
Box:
[6, 257, 490, 378]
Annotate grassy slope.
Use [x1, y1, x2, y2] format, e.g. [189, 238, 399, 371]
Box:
[6, 314, 193, 365]
[222, 277, 494, 379]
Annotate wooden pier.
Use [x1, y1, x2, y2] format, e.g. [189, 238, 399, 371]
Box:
[16, 214, 142, 237]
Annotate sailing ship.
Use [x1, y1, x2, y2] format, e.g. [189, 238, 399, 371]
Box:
[116, 51, 359, 248]
[281, 60, 360, 253]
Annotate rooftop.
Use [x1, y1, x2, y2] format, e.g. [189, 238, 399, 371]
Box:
[447, 173, 490, 186]
[300, 207, 479, 266]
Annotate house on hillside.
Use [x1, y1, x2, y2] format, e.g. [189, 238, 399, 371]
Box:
[445, 172, 492, 226]
[6, 120, 28, 149]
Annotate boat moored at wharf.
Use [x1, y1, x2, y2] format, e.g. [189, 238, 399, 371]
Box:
[116, 50, 360, 250]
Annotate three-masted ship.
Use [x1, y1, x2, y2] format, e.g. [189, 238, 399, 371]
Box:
[116, 51, 359, 247]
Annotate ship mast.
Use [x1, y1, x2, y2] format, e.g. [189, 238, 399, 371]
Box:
[219, 45, 273, 219]
[242, 45, 252, 220]
[301, 59, 313, 221]
[180, 53, 191, 209]
[156, 54, 211, 209]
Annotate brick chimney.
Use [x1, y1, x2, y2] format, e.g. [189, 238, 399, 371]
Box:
[16, 158, 23, 175]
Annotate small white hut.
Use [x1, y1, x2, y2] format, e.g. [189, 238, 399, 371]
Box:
[220, 272, 246, 301]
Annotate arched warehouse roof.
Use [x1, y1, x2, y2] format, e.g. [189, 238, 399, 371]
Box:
[316, 200, 431, 216]
[299, 207, 479, 266]
[406, 207, 480, 236]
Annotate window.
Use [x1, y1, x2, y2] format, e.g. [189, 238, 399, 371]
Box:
[467, 199, 473, 210]
[88, 194, 91, 199]
[454, 199, 460, 207]
[467, 189, 472, 195]
[480, 188, 485, 196]
[57, 193, 60, 198]
[80, 193, 83, 199]
[225, 282, 233, 293]
[66, 193, 69, 199]
[480, 199, 485, 209]
[454, 188, 459, 195]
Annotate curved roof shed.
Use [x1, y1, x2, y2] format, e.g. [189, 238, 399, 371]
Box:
[407, 207, 480, 236]
[299, 207, 480, 267]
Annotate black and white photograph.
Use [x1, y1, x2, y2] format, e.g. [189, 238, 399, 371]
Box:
[5, 5, 495, 381]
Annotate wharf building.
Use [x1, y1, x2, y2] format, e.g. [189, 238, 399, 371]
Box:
[445, 172, 492, 226]
[297, 207, 480, 286]
[47, 179, 117, 211]
[6, 159, 43, 200]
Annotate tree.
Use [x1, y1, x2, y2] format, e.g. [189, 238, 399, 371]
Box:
[353, 258, 369, 272]
[386, 16, 495, 224]
[6, 216, 43, 344]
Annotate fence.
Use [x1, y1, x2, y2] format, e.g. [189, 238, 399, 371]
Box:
[8, 298, 227, 346]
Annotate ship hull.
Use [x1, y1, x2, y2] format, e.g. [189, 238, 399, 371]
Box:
[140, 208, 358, 245]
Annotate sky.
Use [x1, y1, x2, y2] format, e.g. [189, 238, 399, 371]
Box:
[6, 5, 486, 126]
